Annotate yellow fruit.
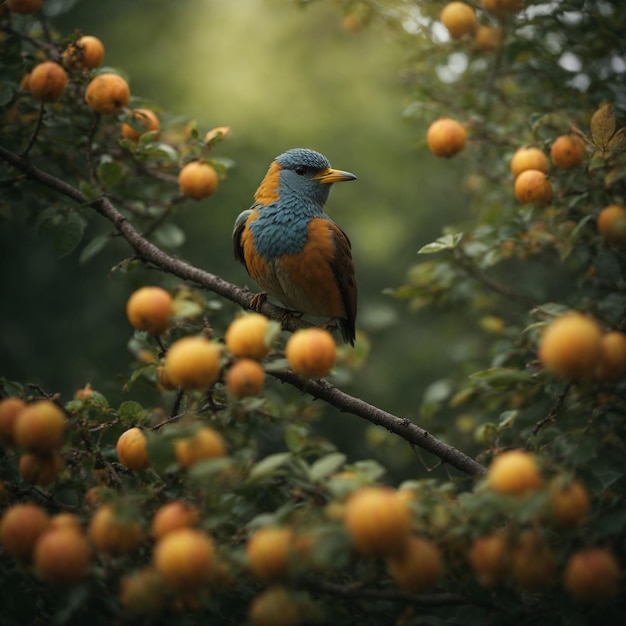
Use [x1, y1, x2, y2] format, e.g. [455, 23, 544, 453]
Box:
[119, 567, 166, 617]
[548, 477, 589, 527]
[597, 331, 626, 380]
[19, 451, 64, 486]
[285, 328, 336, 378]
[510, 147, 549, 178]
[62, 35, 105, 70]
[178, 161, 219, 200]
[126, 286, 173, 335]
[226, 358, 265, 397]
[151, 501, 200, 540]
[85, 73, 130, 115]
[121, 108, 161, 141]
[88, 504, 143, 556]
[343, 487, 412, 556]
[550, 133, 586, 170]
[597, 204, 626, 246]
[246, 527, 293, 581]
[0, 397, 26, 446]
[116, 427, 150, 470]
[563, 548, 621, 602]
[487, 449, 543, 495]
[514, 169, 553, 204]
[165, 336, 222, 389]
[174, 426, 227, 469]
[249, 586, 302, 626]
[153, 528, 215, 589]
[14, 400, 66, 452]
[225, 314, 273, 360]
[474, 25, 503, 51]
[387, 535, 443, 591]
[441, 2, 477, 39]
[511, 531, 555, 590]
[34, 527, 91, 583]
[469, 532, 510, 586]
[7, 0, 43, 14]
[538, 312, 603, 379]
[28, 61, 68, 102]
[0, 503, 49, 561]
[426, 117, 467, 157]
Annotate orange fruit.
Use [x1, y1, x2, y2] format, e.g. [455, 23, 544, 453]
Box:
[563, 548, 621, 602]
[151, 501, 200, 540]
[387, 535, 443, 591]
[0, 397, 26, 446]
[126, 286, 173, 335]
[0, 503, 49, 561]
[14, 400, 66, 452]
[7, 0, 43, 14]
[88, 504, 144, 556]
[62, 35, 105, 70]
[19, 451, 64, 486]
[225, 313, 274, 360]
[165, 336, 222, 389]
[510, 147, 549, 178]
[249, 586, 302, 626]
[597, 331, 626, 379]
[28, 61, 68, 102]
[49, 513, 83, 533]
[481, 0, 524, 14]
[85, 73, 130, 115]
[487, 449, 543, 495]
[426, 117, 467, 157]
[285, 328, 336, 378]
[474, 25, 503, 51]
[441, 2, 477, 39]
[226, 358, 265, 397]
[514, 169, 553, 204]
[119, 567, 166, 617]
[34, 527, 91, 583]
[511, 530, 555, 590]
[597, 204, 626, 246]
[174, 426, 227, 469]
[116, 427, 150, 470]
[550, 133, 586, 170]
[548, 477, 589, 527]
[121, 108, 161, 141]
[246, 527, 294, 581]
[469, 532, 511, 586]
[178, 161, 219, 200]
[204, 126, 231, 145]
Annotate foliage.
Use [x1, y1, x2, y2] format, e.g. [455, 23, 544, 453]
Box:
[1, 0, 626, 625]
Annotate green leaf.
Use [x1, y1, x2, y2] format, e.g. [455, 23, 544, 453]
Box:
[98, 160, 125, 189]
[309, 452, 346, 482]
[249, 452, 292, 480]
[418, 232, 463, 254]
[118, 400, 144, 424]
[590, 103, 615, 150]
[154, 223, 185, 248]
[188, 457, 232, 480]
[79, 180, 100, 201]
[284, 424, 308, 452]
[145, 430, 177, 474]
[53, 210, 86, 258]
[79, 234, 109, 264]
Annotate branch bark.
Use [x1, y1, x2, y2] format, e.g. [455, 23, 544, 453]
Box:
[0, 143, 487, 477]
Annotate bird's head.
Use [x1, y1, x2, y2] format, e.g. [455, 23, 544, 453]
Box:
[255, 148, 356, 211]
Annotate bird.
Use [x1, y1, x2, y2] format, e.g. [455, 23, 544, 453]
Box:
[233, 148, 358, 345]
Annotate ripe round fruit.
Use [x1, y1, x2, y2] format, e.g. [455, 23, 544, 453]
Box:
[387, 535, 442, 591]
[7, 0, 43, 14]
[0, 503, 49, 560]
[481, 0, 524, 14]
[514, 169, 553, 204]
[119, 567, 166, 617]
[178, 161, 219, 200]
[165, 336, 222, 389]
[28, 61, 68, 102]
[122, 108, 161, 141]
[511, 531, 555, 590]
[510, 147, 549, 178]
[34, 527, 91, 583]
[126, 286, 173, 335]
[285, 328, 336, 378]
[487, 449, 543, 495]
[153, 528, 215, 589]
[249, 586, 302, 626]
[151, 501, 200, 540]
[597, 331, 626, 380]
[85, 73, 130, 115]
[63, 35, 105, 70]
[474, 25, 503, 51]
[14, 400, 66, 452]
[226, 358, 265, 397]
[550, 133, 585, 170]
[0, 396, 25, 446]
[563, 548, 621, 602]
[441, 2, 477, 39]
[19, 451, 64, 486]
[548, 477, 589, 527]
[426, 117, 467, 158]
[88, 504, 143, 556]
[538, 312, 603, 379]
[225, 314, 273, 360]
[246, 527, 293, 581]
[343, 487, 412, 556]
[597, 204, 626, 247]
[469, 532, 510, 587]
[174, 426, 227, 469]
[116, 427, 150, 470]
[50, 513, 83, 533]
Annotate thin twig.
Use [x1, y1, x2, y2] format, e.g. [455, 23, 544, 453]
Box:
[530, 382, 572, 437]
[21, 101, 46, 158]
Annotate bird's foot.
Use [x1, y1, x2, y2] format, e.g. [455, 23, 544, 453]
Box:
[321, 318, 339, 333]
[249, 292, 268, 312]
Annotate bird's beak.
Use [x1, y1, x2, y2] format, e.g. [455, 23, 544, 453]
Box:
[313, 168, 357, 184]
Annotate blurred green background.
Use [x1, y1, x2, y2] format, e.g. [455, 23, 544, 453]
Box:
[1, 0, 473, 471]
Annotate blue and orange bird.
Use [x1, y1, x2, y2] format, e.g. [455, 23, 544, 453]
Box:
[233, 148, 358, 345]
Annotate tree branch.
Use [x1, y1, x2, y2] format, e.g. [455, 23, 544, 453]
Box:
[0, 143, 487, 477]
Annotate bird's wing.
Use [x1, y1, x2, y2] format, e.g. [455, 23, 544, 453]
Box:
[233, 208, 253, 267]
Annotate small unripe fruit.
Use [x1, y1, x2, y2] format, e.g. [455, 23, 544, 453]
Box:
[28, 62, 68, 102]
[178, 161, 219, 200]
[514, 169, 553, 204]
[126, 286, 173, 335]
[34, 527, 91, 583]
[85, 73, 130, 115]
[469, 532, 510, 586]
[116, 427, 150, 470]
[597, 331, 626, 380]
[0, 397, 26, 446]
[510, 147, 549, 178]
[511, 531, 555, 590]
[121, 108, 161, 141]
[597, 204, 626, 247]
[226, 358, 265, 397]
[225, 314, 274, 360]
[151, 501, 200, 540]
[441, 3, 477, 39]
[165, 336, 222, 389]
[14, 400, 66, 452]
[0, 503, 49, 560]
[19, 451, 64, 486]
[286, 328, 336, 378]
[246, 527, 294, 581]
[550, 134, 585, 170]
[62, 35, 105, 70]
[487, 450, 543, 495]
[153, 528, 215, 589]
[548, 477, 589, 527]
[343, 487, 412, 556]
[563, 548, 621, 602]
[426, 117, 467, 158]
[7, 0, 43, 14]
[88, 504, 143, 556]
[174, 426, 227, 469]
[249, 586, 303, 626]
[538, 312, 603, 379]
[387, 535, 443, 591]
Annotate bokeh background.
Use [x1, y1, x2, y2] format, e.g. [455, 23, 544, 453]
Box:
[1, 0, 474, 474]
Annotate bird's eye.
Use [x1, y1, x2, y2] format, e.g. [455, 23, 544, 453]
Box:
[294, 165, 306, 176]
